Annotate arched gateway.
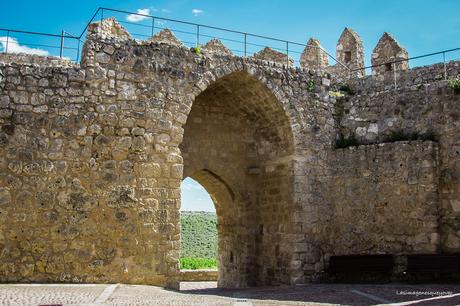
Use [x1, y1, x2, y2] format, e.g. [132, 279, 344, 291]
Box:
[0, 19, 327, 289]
[0, 17, 452, 289]
[181, 71, 296, 287]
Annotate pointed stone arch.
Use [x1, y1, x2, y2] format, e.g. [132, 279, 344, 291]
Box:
[186, 169, 243, 287]
[173, 61, 302, 152]
[178, 67, 297, 287]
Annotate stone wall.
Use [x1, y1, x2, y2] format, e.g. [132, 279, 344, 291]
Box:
[329, 27, 365, 78]
[324, 141, 439, 256]
[180, 269, 218, 282]
[0, 19, 334, 288]
[349, 60, 460, 92]
[338, 66, 460, 257]
[0, 53, 74, 67]
[371, 32, 409, 76]
[1, 17, 460, 289]
[300, 38, 329, 70]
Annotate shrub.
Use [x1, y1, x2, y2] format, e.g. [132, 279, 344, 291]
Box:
[191, 45, 202, 55]
[180, 212, 217, 259]
[306, 79, 315, 92]
[339, 84, 355, 95]
[448, 78, 460, 94]
[180, 257, 217, 270]
[335, 135, 359, 149]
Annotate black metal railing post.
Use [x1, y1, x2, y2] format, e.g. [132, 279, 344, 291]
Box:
[393, 62, 397, 89]
[443, 52, 447, 80]
[95, 7, 354, 69]
[9, 6, 460, 71]
[76, 39, 81, 62]
[78, 7, 102, 39]
[286, 41, 289, 66]
[317, 46, 321, 70]
[59, 30, 65, 58]
[5, 30, 9, 53]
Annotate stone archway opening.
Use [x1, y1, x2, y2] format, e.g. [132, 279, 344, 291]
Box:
[180, 177, 218, 274]
[181, 170, 239, 287]
[180, 70, 295, 288]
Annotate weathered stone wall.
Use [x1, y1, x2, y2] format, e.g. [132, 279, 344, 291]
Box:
[252, 47, 294, 67]
[349, 60, 460, 92]
[324, 141, 439, 256]
[337, 73, 460, 257]
[0, 19, 334, 288]
[328, 27, 365, 78]
[1, 17, 460, 289]
[371, 32, 409, 76]
[0, 53, 74, 67]
[300, 38, 329, 70]
[180, 269, 218, 281]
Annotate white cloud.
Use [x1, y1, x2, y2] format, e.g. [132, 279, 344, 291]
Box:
[155, 20, 165, 27]
[149, 7, 171, 13]
[192, 9, 204, 16]
[182, 181, 204, 191]
[181, 178, 215, 212]
[0, 37, 49, 56]
[126, 8, 151, 22]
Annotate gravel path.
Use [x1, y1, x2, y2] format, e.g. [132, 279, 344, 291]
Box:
[0, 282, 459, 306]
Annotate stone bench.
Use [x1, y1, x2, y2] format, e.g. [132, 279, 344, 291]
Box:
[406, 254, 460, 279]
[328, 255, 394, 281]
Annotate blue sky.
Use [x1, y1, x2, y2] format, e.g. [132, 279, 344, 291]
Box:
[181, 178, 214, 212]
[2, 0, 460, 211]
[2, 0, 460, 66]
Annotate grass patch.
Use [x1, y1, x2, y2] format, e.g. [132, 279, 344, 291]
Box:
[180, 257, 217, 270]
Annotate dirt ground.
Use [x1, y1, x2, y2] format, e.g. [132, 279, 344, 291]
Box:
[0, 282, 459, 305]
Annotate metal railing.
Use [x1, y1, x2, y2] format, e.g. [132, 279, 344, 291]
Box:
[350, 47, 460, 88]
[0, 28, 82, 61]
[84, 7, 348, 68]
[0, 7, 348, 68]
[1, 5, 460, 81]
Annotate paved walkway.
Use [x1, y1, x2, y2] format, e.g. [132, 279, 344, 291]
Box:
[0, 282, 459, 306]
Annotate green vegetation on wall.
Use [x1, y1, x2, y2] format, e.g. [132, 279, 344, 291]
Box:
[448, 77, 460, 94]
